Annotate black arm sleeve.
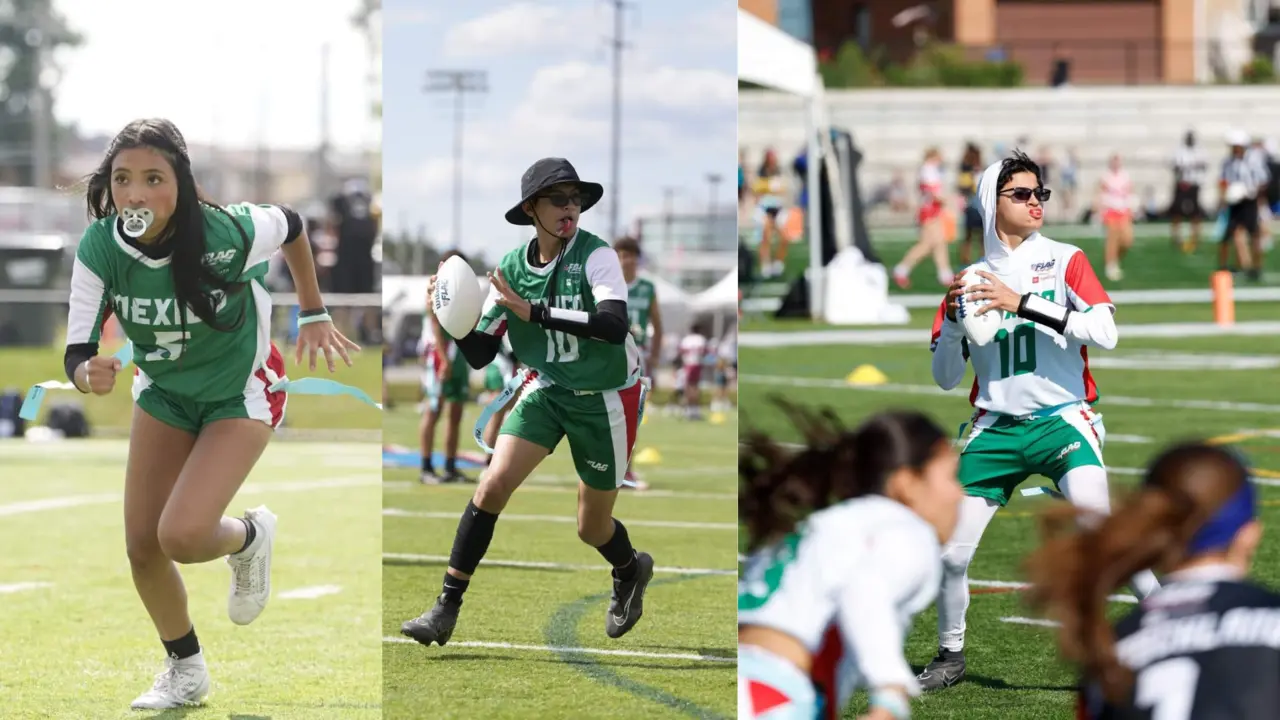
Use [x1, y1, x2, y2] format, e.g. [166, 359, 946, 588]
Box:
[529, 299, 629, 345]
[64, 343, 97, 390]
[455, 331, 502, 369]
[273, 204, 304, 244]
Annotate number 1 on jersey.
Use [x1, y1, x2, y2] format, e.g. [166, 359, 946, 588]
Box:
[1135, 656, 1199, 720]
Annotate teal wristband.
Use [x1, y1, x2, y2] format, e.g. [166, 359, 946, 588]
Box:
[297, 312, 332, 327]
[869, 690, 911, 720]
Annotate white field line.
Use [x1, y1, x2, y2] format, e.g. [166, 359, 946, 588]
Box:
[278, 585, 343, 600]
[383, 553, 736, 577]
[0, 582, 53, 594]
[383, 508, 735, 531]
[969, 579, 1137, 604]
[0, 477, 377, 518]
[381, 481, 736, 500]
[1001, 616, 1061, 628]
[738, 373, 1280, 415]
[381, 636, 736, 663]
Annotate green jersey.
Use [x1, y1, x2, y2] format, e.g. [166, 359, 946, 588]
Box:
[67, 203, 293, 400]
[626, 277, 656, 347]
[475, 230, 638, 392]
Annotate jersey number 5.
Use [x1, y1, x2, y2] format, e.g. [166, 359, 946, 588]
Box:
[1134, 656, 1199, 720]
[144, 331, 190, 362]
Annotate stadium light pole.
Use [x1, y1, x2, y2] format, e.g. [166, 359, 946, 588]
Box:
[606, 0, 633, 242]
[425, 70, 488, 251]
[705, 173, 722, 249]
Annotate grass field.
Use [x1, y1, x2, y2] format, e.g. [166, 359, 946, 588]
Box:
[0, 439, 382, 719]
[0, 341, 382, 431]
[744, 223, 1280, 300]
[738, 307, 1280, 718]
[381, 398, 738, 719]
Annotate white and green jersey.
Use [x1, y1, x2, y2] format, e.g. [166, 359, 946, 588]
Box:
[67, 203, 293, 400]
[626, 277, 656, 347]
[475, 229, 639, 392]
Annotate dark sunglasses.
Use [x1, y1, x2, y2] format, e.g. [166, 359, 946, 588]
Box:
[541, 192, 583, 208]
[1000, 186, 1051, 203]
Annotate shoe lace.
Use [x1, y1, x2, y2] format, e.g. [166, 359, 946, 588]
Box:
[232, 555, 254, 593]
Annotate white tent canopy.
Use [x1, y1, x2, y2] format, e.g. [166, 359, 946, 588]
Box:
[691, 270, 739, 314]
[737, 10, 817, 97]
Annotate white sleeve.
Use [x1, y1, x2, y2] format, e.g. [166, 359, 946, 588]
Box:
[67, 255, 109, 345]
[930, 319, 968, 391]
[584, 246, 627, 304]
[834, 523, 936, 696]
[239, 204, 292, 271]
[1065, 306, 1119, 351]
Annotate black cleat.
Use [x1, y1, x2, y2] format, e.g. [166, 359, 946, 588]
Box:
[605, 551, 655, 639]
[441, 470, 473, 484]
[917, 647, 966, 691]
[401, 595, 461, 647]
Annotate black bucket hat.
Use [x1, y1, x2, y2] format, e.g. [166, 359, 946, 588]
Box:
[504, 157, 604, 226]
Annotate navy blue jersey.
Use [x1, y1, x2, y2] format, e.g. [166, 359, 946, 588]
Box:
[1079, 573, 1280, 720]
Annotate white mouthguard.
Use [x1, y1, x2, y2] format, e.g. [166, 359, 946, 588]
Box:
[120, 207, 154, 239]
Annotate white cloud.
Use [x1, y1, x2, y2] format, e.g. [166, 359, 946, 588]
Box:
[442, 2, 609, 59]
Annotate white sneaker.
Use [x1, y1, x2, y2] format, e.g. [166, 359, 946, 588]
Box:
[226, 505, 276, 625]
[130, 651, 210, 709]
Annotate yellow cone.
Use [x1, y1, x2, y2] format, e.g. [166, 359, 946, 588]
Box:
[642, 411, 649, 425]
[633, 447, 662, 465]
[846, 364, 888, 386]
[709, 412, 726, 425]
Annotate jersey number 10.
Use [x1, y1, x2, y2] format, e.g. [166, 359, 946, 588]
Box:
[546, 295, 583, 364]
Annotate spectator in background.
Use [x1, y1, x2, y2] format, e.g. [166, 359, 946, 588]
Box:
[1247, 136, 1273, 276]
[1060, 148, 1079, 215]
[753, 148, 787, 278]
[1218, 131, 1263, 278]
[956, 143, 984, 266]
[1095, 153, 1136, 282]
[893, 147, 953, 290]
[1264, 139, 1280, 253]
[328, 178, 380, 342]
[1170, 130, 1209, 253]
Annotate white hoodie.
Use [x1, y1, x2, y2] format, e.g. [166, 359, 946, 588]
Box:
[929, 160, 1120, 417]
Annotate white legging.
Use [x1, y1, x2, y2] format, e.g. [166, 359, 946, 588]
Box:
[935, 465, 1162, 651]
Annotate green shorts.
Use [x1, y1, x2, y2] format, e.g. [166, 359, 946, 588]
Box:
[500, 380, 644, 491]
[424, 351, 471, 403]
[132, 366, 287, 435]
[958, 403, 1105, 506]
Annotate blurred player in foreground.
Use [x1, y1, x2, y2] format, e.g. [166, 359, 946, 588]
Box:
[615, 236, 662, 490]
[419, 249, 474, 484]
[66, 118, 356, 709]
[402, 158, 654, 646]
[1027, 442, 1280, 719]
[921, 150, 1160, 691]
[738, 405, 963, 719]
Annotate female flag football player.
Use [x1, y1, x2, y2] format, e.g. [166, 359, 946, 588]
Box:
[919, 151, 1161, 691]
[738, 405, 964, 720]
[1027, 443, 1280, 720]
[401, 157, 655, 646]
[63, 119, 358, 709]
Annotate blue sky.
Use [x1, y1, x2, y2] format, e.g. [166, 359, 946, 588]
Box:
[382, 0, 738, 261]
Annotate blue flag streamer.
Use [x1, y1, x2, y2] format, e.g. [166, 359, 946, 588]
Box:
[19, 342, 136, 421]
[267, 377, 382, 410]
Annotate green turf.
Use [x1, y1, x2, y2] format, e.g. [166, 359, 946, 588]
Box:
[0, 342, 382, 431]
[0, 440, 382, 719]
[746, 226, 1280, 296]
[382, 403, 738, 719]
[737, 314, 1280, 718]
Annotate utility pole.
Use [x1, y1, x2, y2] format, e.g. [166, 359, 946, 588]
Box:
[661, 185, 678, 248]
[705, 173, 722, 248]
[605, 0, 632, 242]
[425, 70, 488, 251]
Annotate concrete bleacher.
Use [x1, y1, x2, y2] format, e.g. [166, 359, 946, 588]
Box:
[740, 86, 1280, 226]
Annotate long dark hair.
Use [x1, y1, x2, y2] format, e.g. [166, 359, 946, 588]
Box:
[739, 399, 948, 552]
[1024, 442, 1252, 702]
[84, 118, 249, 334]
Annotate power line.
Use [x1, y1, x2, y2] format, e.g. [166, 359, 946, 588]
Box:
[424, 69, 488, 250]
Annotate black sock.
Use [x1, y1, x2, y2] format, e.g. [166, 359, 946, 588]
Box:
[237, 517, 256, 554]
[422, 455, 434, 473]
[596, 519, 638, 580]
[441, 572, 469, 604]
[448, 500, 499, 576]
[445, 456, 457, 473]
[162, 626, 200, 661]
